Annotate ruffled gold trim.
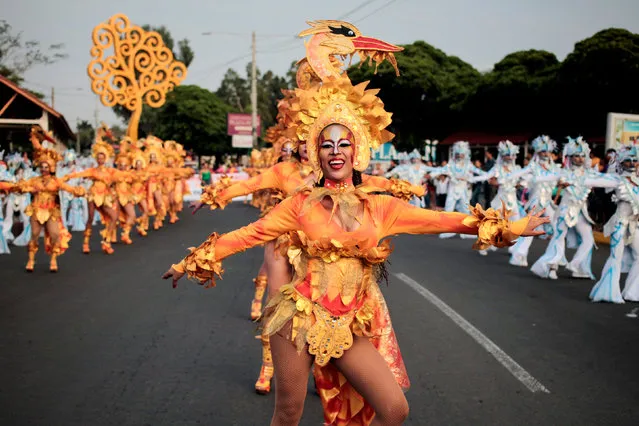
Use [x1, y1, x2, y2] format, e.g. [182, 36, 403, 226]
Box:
[462, 204, 525, 250]
[388, 178, 424, 201]
[262, 284, 376, 365]
[288, 230, 392, 266]
[200, 176, 234, 210]
[181, 232, 224, 288]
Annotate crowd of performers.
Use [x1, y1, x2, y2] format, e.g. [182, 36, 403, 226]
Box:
[396, 136, 639, 305]
[163, 19, 546, 426]
[0, 125, 194, 272]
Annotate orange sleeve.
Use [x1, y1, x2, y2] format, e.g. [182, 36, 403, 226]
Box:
[63, 169, 92, 181]
[0, 181, 15, 192]
[216, 163, 287, 201]
[58, 179, 86, 197]
[362, 174, 425, 198]
[378, 196, 529, 244]
[379, 196, 477, 236]
[175, 193, 302, 285]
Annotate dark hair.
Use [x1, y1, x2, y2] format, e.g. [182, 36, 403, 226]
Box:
[277, 151, 301, 164]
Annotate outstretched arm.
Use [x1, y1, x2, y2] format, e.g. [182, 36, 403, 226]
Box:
[165, 194, 302, 287]
[378, 196, 546, 248]
[198, 163, 287, 211]
[62, 169, 93, 181]
[362, 174, 425, 199]
[585, 172, 620, 189]
[58, 179, 86, 197]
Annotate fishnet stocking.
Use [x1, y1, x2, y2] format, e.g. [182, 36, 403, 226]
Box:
[333, 336, 409, 425]
[269, 330, 313, 426]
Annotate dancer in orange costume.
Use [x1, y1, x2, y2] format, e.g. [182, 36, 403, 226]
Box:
[166, 77, 550, 425]
[129, 145, 152, 237]
[113, 139, 137, 245]
[144, 137, 168, 230]
[162, 141, 194, 224]
[7, 126, 85, 272]
[63, 124, 129, 254]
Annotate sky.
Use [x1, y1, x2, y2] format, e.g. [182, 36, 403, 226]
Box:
[3, 0, 639, 130]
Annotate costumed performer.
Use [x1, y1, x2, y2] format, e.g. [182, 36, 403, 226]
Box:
[163, 77, 548, 426]
[589, 143, 639, 303]
[531, 137, 619, 280]
[7, 126, 85, 271]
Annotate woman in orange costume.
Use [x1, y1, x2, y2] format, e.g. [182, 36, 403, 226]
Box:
[113, 141, 137, 245]
[161, 141, 193, 224]
[194, 128, 423, 395]
[144, 137, 168, 230]
[165, 79, 548, 425]
[130, 147, 152, 237]
[8, 127, 85, 272]
[63, 138, 127, 255]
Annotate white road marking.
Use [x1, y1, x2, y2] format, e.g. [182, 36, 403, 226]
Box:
[626, 308, 638, 318]
[395, 272, 550, 394]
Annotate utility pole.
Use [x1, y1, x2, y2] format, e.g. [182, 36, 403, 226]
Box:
[51, 87, 55, 108]
[251, 31, 258, 148]
[94, 97, 99, 129]
[75, 117, 81, 153]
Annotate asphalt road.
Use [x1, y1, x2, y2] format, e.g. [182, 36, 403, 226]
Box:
[1, 202, 638, 425]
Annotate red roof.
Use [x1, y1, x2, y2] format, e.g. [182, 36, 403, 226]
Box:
[440, 132, 533, 146]
[0, 74, 75, 140]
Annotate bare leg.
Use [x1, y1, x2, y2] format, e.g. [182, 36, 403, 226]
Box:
[137, 199, 149, 236]
[333, 336, 409, 426]
[168, 192, 179, 223]
[121, 203, 136, 244]
[84, 202, 95, 253]
[45, 219, 61, 272]
[269, 330, 313, 426]
[99, 205, 118, 254]
[26, 218, 42, 271]
[256, 245, 294, 393]
[153, 191, 165, 229]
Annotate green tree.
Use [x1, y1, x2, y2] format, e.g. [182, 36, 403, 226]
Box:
[347, 41, 480, 150]
[462, 49, 560, 133]
[76, 120, 95, 152]
[112, 24, 195, 133]
[557, 28, 639, 136]
[216, 63, 289, 137]
[0, 20, 67, 88]
[154, 85, 232, 156]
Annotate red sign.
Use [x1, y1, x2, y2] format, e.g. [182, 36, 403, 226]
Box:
[227, 113, 261, 136]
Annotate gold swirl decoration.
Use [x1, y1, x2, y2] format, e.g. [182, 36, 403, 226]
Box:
[87, 14, 187, 141]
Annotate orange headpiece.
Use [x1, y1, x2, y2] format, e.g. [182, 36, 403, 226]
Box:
[292, 78, 394, 179]
[30, 126, 62, 171]
[144, 135, 165, 164]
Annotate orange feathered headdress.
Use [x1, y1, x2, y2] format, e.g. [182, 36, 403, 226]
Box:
[291, 78, 394, 179]
[30, 126, 62, 171]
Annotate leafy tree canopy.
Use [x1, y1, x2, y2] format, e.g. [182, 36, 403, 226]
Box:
[154, 85, 232, 156]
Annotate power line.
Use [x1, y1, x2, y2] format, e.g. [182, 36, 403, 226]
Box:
[258, 0, 385, 55]
[355, 0, 399, 23]
[338, 0, 380, 20]
[201, 31, 291, 39]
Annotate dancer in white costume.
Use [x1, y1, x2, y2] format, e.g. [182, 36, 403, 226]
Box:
[509, 136, 561, 267]
[590, 143, 639, 303]
[385, 151, 410, 180]
[406, 150, 429, 207]
[531, 137, 619, 279]
[0, 156, 11, 254]
[4, 158, 35, 246]
[425, 141, 487, 239]
[474, 140, 524, 255]
[59, 150, 88, 232]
